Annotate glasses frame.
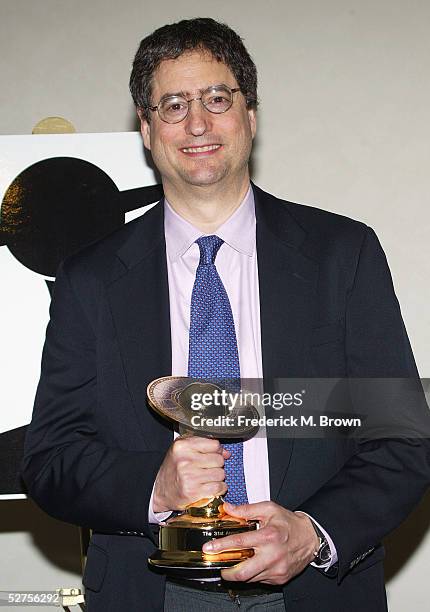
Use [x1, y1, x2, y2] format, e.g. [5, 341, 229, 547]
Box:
[147, 84, 242, 124]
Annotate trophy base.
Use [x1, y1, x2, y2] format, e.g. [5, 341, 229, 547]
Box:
[148, 549, 253, 570]
[149, 515, 257, 572]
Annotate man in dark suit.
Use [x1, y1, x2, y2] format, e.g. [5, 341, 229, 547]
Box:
[22, 17, 430, 612]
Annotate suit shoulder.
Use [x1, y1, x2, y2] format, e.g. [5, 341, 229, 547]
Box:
[254, 184, 368, 238]
[281, 197, 367, 239]
[253, 185, 375, 275]
[282, 199, 372, 268]
[260, 187, 371, 256]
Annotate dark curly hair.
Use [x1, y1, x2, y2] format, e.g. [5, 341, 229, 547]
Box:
[129, 17, 258, 121]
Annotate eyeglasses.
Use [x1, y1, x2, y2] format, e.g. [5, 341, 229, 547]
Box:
[147, 84, 242, 124]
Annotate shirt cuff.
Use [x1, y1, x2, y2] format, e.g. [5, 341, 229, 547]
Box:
[148, 482, 173, 524]
[295, 511, 338, 571]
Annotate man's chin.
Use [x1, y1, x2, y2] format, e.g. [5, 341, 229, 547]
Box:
[179, 168, 229, 188]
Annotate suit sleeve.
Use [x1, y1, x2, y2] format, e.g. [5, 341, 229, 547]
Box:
[21, 261, 164, 539]
[299, 226, 430, 581]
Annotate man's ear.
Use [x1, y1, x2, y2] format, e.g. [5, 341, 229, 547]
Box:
[248, 108, 257, 140]
[137, 109, 151, 151]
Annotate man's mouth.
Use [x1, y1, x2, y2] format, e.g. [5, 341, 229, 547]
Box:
[180, 144, 222, 154]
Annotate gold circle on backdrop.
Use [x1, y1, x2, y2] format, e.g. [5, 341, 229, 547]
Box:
[32, 116, 76, 134]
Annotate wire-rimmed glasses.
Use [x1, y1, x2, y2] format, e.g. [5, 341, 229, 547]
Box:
[147, 84, 242, 124]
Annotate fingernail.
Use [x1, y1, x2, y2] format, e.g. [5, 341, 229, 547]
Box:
[203, 541, 214, 552]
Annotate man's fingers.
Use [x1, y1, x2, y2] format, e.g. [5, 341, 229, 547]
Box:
[223, 550, 293, 586]
[220, 554, 266, 582]
[179, 453, 225, 472]
[245, 566, 280, 584]
[175, 436, 222, 453]
[199, 467, 225, 483]
[223, 500, 278, 521]
[202, 528, 265, 554]
[200, 482, 228, 498]
[197, 452, 226, 469]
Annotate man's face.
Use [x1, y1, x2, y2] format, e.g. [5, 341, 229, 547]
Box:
[139, 51, 256, 192]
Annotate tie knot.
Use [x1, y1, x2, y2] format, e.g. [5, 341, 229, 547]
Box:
[196, 235, 224, 265]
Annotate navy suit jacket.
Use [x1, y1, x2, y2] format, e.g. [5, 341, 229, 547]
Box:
[22, 184, 430, 611]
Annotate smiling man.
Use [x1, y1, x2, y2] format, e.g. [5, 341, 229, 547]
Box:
[134, 39, 256, 232]
[22, 17, 430, 612]
[140, 53, 255, 197]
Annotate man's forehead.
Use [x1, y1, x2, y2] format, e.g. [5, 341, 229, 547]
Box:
[152, 50, 236, 95]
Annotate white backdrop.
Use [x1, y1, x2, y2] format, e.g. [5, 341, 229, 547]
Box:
[0, 132, 156, 434]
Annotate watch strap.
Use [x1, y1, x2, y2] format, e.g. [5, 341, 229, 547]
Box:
[310, 520, 332, 566]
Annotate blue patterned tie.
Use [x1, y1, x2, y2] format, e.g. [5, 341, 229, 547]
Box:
[188, 235, 248, 505]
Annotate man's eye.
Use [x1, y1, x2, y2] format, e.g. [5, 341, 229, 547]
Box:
[164, 100, 187, 113]
[209, 96, 229, 104]
[168, 103, 184, 111]
[205, 94, 231, 110]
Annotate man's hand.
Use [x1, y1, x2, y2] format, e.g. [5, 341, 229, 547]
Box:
[202, 501, 319, 585]
[153, 436, 231, 512]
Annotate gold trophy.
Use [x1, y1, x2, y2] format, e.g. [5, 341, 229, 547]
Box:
[147, 376, 260, 572]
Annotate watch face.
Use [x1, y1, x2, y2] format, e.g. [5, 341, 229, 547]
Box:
[318, 542, 331, 564]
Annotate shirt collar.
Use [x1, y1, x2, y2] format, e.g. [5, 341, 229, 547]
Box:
[164, 185, 256, 263]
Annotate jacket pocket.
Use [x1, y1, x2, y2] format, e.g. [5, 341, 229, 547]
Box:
[82, 544, 108, 592]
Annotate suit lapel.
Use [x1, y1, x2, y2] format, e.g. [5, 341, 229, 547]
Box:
[253, 184, 319, 501]
[107, 202, 173, 451]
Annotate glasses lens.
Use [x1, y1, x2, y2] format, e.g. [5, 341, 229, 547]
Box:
[159, 96, 189, 123]
[202, 86, 233, 113]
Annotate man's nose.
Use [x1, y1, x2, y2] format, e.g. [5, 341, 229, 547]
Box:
[184, 99, 210, 136]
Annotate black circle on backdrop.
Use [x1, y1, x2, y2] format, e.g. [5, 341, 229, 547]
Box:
[1, 157, 124, 277]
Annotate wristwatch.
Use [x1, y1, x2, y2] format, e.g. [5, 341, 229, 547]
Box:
[310, 520, 332, 566]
